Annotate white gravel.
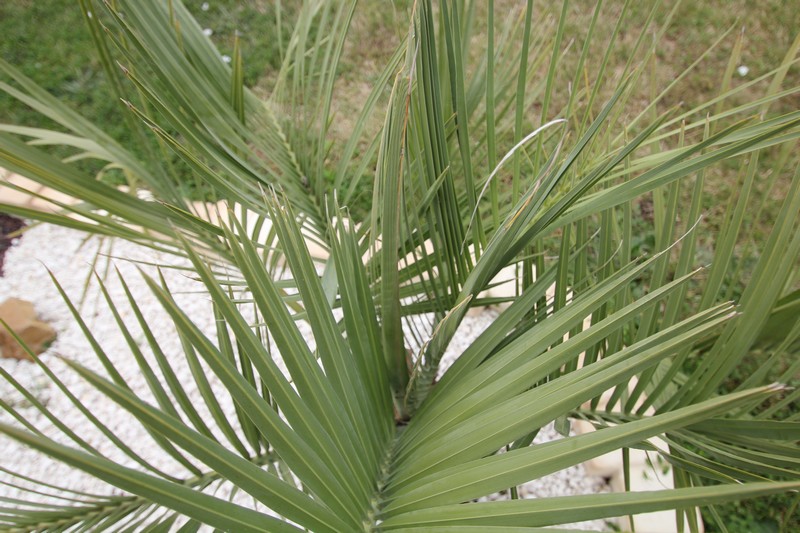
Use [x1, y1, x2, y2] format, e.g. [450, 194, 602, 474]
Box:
[0, 222, 610, 531]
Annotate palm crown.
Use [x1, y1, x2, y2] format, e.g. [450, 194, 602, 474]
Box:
[1, 0, 799, 531]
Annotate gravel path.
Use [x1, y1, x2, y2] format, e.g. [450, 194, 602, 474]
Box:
[0, 223, 609, 531]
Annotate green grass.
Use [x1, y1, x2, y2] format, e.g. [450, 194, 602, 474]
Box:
[4, 1, 798, 168]
[0, 0, 128, 140]
[0, 0, 284, 147]
[706, 493, 800, 533]
[1, 0, 289, 197]
[188, 0, 291, 88]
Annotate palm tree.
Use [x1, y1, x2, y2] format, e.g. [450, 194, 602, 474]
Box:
[1, 0, 798, 530]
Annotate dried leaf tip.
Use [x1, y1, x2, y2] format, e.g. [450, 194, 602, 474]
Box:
[766, 382, 788, 393]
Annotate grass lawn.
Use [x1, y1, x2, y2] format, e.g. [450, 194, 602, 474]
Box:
[0, 0, 285, 146]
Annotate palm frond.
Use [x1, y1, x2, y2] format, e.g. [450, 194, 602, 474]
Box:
[1, 0, 799, 531]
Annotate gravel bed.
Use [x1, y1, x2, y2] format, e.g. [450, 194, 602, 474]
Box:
[0, 223, 610, 531]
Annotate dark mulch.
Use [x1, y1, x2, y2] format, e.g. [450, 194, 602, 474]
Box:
[0, 213, 26, 276]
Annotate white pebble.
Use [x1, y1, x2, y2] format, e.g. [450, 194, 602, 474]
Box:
[0, 224, 610, 531]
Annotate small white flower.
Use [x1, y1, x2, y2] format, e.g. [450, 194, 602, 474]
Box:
[202, 28, 213, 37]
[221, 54, 232, 63]
[201, 2, 210, 11]
[737, 65, 749, 77]
[87, 10, 92, 18]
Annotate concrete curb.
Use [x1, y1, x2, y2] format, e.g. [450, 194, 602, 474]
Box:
[1, 170, 77, 210]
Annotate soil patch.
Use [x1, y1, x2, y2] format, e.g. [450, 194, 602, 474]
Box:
[0, 213, 25, 276]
